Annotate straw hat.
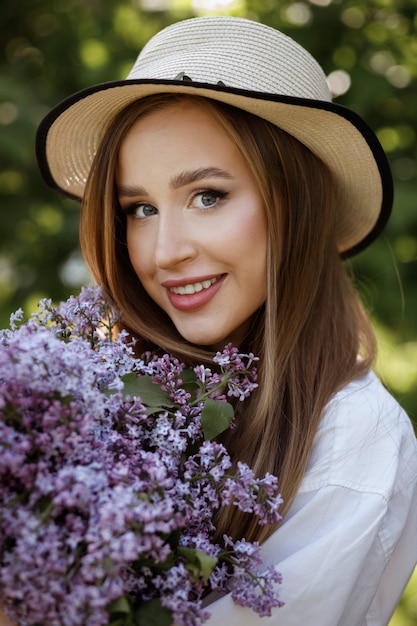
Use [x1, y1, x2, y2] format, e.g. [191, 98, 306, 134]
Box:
[36, 15, 393, 257]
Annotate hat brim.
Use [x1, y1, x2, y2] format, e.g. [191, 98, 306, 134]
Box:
[36, 79, 393, 258]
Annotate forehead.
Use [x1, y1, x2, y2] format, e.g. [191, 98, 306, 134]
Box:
[123, 98, 227, 142]
[117, 99, 250, 176]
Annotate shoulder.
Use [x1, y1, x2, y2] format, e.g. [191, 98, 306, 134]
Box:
[301, 370, 417, 499]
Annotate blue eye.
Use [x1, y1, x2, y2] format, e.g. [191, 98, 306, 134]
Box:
[130, 203, 158, 218]
[139, 204, 157, 217]
[192, 190, 227, 209]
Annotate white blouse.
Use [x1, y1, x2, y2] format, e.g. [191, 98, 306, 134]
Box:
[203, 370, 417, 626]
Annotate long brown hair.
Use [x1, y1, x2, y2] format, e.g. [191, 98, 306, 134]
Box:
[80, 94, 376, 543]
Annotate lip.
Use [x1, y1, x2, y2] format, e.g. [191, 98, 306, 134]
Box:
[162, 274, 226, 311]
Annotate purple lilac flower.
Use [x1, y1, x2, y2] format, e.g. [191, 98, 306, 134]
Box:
[0, 287, 283, 626]
[221, 462, 283, 525]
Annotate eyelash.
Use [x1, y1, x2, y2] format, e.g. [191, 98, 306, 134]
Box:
[121, 188, 228, 218]
[119, 202, 155, 219]
[192, 189, 228, 209]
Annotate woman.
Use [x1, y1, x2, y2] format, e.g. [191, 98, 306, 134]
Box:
[9, 15, 417, 625]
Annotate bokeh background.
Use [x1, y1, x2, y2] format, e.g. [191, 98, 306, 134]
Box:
[1, 0, 416, 622]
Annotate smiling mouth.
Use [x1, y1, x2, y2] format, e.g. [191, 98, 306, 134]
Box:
[169, 277, 219, 295]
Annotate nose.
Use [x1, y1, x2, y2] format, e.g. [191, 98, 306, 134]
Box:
[153, 211, 198, 270]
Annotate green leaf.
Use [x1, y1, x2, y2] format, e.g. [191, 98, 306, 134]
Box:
[133, 549, 175, 572]
[178, 546, 217, 584]
[134, 598, 172, 626]
[179, 367, 199, 399]
[107, 595, 132, 624]
[35, 495, 54, 522]
[122, 374, 175, 411]
[201, 398, 234, 440]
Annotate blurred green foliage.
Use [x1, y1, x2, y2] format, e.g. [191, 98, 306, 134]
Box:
[1, 1, 416, 623]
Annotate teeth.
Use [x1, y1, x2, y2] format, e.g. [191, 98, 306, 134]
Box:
[170, 277, 218, 295]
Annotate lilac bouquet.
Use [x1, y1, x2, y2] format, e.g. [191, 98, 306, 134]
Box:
[0, 287, 283, 626]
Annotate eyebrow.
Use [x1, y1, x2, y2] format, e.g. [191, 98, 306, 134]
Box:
[170, 167, 234, 189]
[117, 167, 234, 198]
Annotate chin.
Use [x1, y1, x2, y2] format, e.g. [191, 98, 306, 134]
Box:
[181, 333, 230, 352]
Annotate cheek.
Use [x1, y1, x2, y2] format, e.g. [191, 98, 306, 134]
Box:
[243, 205, 268, 287]
[235, 201, 268, 257]
[126, 227, 150, 281]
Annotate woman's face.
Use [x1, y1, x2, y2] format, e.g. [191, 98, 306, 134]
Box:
[117, 100, 268, 351]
